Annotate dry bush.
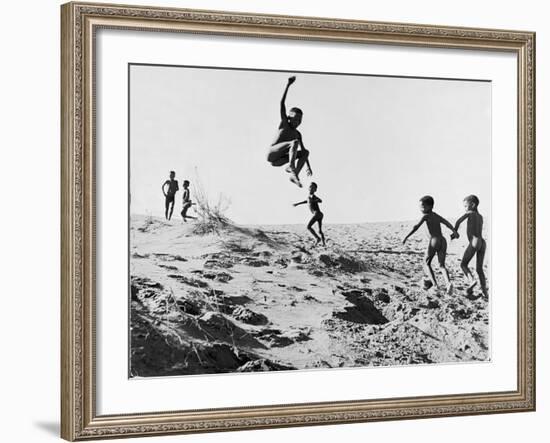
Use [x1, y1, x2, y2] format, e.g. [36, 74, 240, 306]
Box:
[192, 171, 232, 235]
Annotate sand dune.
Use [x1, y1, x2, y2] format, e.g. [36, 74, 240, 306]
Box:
[130, 214, 489, 377]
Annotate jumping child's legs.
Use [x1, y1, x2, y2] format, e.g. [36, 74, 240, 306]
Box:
[267, 140, 297, 166]
[292, 149, 309, 176]
[267, 140, 309, 184]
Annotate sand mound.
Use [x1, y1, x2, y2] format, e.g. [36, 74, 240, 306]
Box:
[130, 216, 490, 376]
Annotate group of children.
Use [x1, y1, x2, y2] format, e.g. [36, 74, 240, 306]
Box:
[267, 76, 487, 297]
[159, 76, 488, 297]
[402, 194, 487, 297]
[161, 172, 192, 222]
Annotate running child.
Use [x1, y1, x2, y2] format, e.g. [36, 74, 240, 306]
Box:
[266, 76, 313, 188]
[293, 182, 326, 246]
[161, 171, 179, 220]
[402, 195, 459, 295]
[453, 195, 488, 297]
[180, 180, 193, 222]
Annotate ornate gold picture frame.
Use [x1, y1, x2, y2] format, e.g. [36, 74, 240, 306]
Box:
[61, 2, 535, 440]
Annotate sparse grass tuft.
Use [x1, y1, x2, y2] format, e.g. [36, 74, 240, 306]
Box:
[192, 171, 232, 235]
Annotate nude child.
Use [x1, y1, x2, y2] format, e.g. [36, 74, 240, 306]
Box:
[293, 182, 326, 246]
[403, 195, 459, 295]
[453, 195, 488, 297]
[161, 171, 179, 220]
[266, 76, 313, 188]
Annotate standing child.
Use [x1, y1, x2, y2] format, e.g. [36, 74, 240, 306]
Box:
[266, 76, 313, 188]
[180, 180, 193, 222]
[161, 171, 179, 220]
[453, 195, 488, 297]
[403, 195, 459, 295]
[293, 182, 326, 246]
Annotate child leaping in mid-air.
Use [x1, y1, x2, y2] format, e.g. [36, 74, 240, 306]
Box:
[403, 195, 459, 295]
[266, 76, 313, 188]
[453, 195, 488, 298]
[293, 182, 326, 246]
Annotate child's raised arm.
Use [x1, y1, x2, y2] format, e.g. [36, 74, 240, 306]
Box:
[280, 76, 296, 122]
[403, 216, 426, 244]
[293, 200, 307, 207]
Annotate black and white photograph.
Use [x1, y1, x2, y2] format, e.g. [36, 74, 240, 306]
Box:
[129, 64, 491, 378]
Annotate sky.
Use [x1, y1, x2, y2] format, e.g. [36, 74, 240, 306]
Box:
[129, 64, 491, 225]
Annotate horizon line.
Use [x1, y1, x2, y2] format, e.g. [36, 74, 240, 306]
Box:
[129, 212, 449, 226]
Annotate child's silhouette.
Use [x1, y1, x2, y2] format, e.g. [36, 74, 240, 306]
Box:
[266, 76, 313, 188]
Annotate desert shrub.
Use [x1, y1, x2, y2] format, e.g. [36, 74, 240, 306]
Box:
[192, 172, 232, 235]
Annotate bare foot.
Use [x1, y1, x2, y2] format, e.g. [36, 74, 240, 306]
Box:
[481, 286, 489, 300]
[423, 280, 434, 290]
[466, 280, 477, 295]
[289, 172, 302, 187]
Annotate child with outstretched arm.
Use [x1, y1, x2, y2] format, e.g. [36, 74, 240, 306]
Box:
[266, 76, 313, 188]
[161, 171, 179, 220]
[453, 195, 488, 297]
[293, 182, 325, 246]
[403, 195, 459, 295]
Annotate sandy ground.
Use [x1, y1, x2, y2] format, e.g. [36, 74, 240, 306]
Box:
[129, 214, 490, 377]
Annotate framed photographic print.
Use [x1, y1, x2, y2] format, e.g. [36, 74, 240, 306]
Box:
[61, 1, 536, 440]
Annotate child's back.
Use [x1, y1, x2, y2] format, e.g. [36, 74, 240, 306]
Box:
[403, 196, 458, 294]
[454, 195, 487, 297]
[466, 211, 484, 241]
[424, 212, 445, 238]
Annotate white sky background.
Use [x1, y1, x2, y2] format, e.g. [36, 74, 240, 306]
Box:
[130, 64, 491, 225]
